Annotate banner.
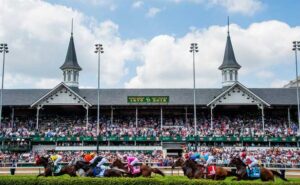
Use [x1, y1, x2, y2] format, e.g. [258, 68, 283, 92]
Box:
[127, 96, 169, 103]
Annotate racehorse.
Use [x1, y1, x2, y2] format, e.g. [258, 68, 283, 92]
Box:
[110, 158, 165, 177]
[229, 157, 288, 181]
[172, 158, 235, 180]
[35, 155, 77, 177]
[172, 158, 205, 179]
[74, 160, 124, 177]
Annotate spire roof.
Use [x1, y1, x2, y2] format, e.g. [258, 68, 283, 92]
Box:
[60, 19, 82, 71]
[218, 17, 241, 70]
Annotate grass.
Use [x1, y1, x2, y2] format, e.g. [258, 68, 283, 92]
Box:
[1, 175, 300, 183]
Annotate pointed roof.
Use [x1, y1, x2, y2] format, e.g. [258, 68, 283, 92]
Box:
[60, 20, 82, 71]
[218, 18, 241, 70]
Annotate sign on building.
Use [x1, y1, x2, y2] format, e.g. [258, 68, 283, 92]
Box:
[127, 96, 169, 103]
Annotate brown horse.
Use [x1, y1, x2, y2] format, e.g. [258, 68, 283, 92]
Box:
[172, 158, 235, 180]
[35, 155, 77, 177]
[172, 158, 205, 179]
[229, 157, 288, 182]
[74, 160, 124, 177]
[110, 158, 165, 177]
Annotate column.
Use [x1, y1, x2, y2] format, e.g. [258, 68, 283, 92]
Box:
[111, 107, 114, 125]
[210, 106, 213, 129]
[11, 107, 14, 128]
[185, 107, 188, 126]
[135, 107, 138, 128]
[86, 106, 89, 128]
[261, 106, 265, 135]
[36, 106, 41, 130]
[288, 107, 291, 127]
[160, 107, 163, 129]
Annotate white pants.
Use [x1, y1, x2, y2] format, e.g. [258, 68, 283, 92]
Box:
[249, 160, 258, 168]
[130, 158, 138, 166]
[54, 156, 62, 166]
[97, 158, 108, 168]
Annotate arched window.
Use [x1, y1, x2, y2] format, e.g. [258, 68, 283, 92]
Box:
[224, 71, 227, 81]
[230, 70, 233, 81]
[235, 71, 238, 81]
[63, 71, 66, 81]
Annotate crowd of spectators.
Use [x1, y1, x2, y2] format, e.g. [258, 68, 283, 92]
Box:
[0, 114, 298, 138]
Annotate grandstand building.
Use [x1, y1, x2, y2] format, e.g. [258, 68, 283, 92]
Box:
[2, 23, 300, 156]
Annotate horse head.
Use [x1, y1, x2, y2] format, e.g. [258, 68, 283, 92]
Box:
[229, 156, 245, 167]
[110, 158, 125, 170]
[172, 158, 185, 169]
[36, 155, 49, 167]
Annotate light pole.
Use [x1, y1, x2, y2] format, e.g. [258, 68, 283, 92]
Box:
[95, 43, 104, 154]
[189, 43, 198, 134]
[0, 43, 8, 128]
[293, 41, 300, 134]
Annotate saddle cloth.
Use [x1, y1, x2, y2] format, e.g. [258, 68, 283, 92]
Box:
[246, 167, 260, 178]
[93, 167, 106, 177]
[54, 165, 62, 174]
[129, 166, 141, 174]
[207, 165, 216, 176]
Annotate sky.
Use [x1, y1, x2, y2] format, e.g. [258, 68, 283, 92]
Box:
[1, 0, 300, 89]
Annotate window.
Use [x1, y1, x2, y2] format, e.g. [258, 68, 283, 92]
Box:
[230, 71, 233, 81]
[235, 71, 237, 81]
[68, 71, 71, 81]
[224, 71, 227, 81]
[73, 71, 77, 81]
[63, 71, 66, 81]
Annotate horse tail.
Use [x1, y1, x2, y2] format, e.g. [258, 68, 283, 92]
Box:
[270, 170, 288, 181]
[151, 168, 165, 176]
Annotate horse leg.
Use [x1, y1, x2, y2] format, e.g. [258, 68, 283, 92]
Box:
[37, 173, 45, 178]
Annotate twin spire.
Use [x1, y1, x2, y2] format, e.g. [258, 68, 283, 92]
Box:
[60, 19, 81, 88]
[219, 16, 241, 70]
[60, 19, 82, 71]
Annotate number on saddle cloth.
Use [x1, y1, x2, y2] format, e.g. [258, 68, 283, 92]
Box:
[246, 167, 260, 178]
[207, 165, 216, 176]
[93, 167, 106, 177]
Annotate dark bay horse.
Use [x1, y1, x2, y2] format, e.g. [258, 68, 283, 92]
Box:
[229, 157, 288, 181]
[172, 158, 205, 179]
[172, 158, 235, 180]
[110, 158, 165, 177]
[74, 160, 124, 177]
[35, 156, 77, 177]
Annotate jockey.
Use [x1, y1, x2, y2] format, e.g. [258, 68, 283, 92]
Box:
[204, 152, 215, 166]
[50, 152, 62, 172]
[90, 154, 108, 168]
[190, 152, 201, 163]
[123, 155, 139, 174]
[245, 154, 258, 170]
[82, 152, 96, 163]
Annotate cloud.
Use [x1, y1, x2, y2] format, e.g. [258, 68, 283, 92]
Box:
[125, 20, 300, 88]
[208, 0, 263, 15]
[271, 79, 289, 88]
[0, 0, 142, 89]
[169, 0, 263, 16]
[146, 7, 161, 18]
[132, 1, 143, 8]
[255, 71, 274, 79]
